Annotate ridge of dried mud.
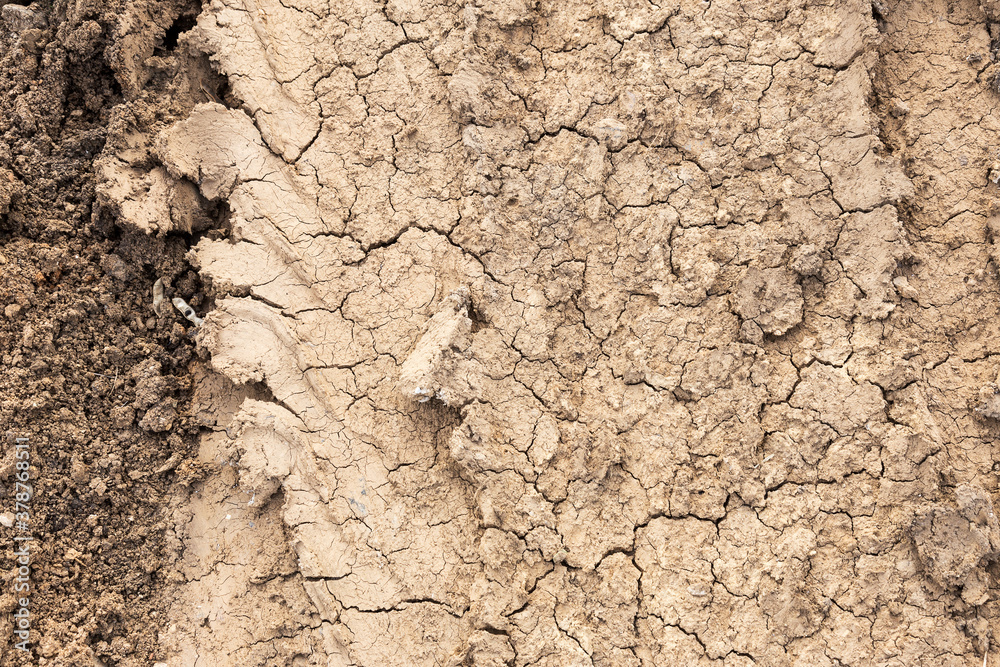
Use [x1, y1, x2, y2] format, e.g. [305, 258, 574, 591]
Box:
[9, 0, 1000, 664]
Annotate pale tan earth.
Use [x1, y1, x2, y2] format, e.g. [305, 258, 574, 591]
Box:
[84, 0, 1000, 664]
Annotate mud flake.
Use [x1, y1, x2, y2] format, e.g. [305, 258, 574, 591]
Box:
[397, 288, 475, 407]
[789, 363, 885, 435]
[912, 485, 1000, 602]
[834, 205, 910, 320]
[734, 266, 804, 336]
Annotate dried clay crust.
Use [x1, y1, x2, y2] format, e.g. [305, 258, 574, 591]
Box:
[92, 0, 1000, 664]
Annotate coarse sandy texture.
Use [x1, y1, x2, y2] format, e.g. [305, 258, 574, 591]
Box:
[8, 0, 1000, 664]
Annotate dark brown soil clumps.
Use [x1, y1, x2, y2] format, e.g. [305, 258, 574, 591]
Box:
[0, 0, 203, 663]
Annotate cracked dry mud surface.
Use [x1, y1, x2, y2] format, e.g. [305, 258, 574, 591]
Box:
[12, 0, 1000, 663]
[117, 0, 1000, 664]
